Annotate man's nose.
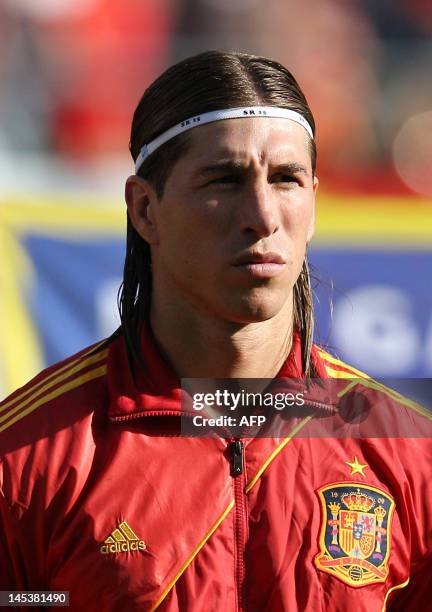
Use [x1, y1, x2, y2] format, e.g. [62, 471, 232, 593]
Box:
[237, 179, 279, 238]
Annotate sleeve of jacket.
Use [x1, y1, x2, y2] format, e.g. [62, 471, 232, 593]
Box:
[400, 435, 432, 568]
[396, 430, 432, 563]
[0, 458, 45, 591]
[389, 433, 432, 608]
[362, 385, 432, 565]
[0, 489, 26, 590]
[359, 385, 432, 608]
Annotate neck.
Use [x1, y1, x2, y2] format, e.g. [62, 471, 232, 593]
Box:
[149, 296, 295, 380]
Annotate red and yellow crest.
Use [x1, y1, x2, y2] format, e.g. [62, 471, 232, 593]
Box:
[315, 483, 395, 587]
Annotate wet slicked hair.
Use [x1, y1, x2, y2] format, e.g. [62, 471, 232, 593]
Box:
[119, 50, 318, 378]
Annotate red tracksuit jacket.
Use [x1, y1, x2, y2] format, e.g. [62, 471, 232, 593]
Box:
[0, 326, 431, 611]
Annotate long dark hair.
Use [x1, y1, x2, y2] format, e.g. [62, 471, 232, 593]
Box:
[119, 50, 318, 378]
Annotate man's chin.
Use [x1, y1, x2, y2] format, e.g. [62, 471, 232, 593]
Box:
[222, 293, 291, 324]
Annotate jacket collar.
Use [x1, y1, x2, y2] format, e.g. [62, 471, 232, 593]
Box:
[107, 322, 328, 420]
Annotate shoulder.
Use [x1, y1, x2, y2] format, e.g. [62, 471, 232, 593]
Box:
[313, 343, 432, 425]
[313, 344, 370, 380]
[0, 335, 123, 512]
[0, 337, 111, 448]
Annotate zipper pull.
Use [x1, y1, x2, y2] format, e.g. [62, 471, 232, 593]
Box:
[231, 440, 244, 476]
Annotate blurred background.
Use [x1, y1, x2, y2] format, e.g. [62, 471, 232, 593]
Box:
[1, 0, 431, 397]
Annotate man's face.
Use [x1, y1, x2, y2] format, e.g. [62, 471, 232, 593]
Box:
[130, 117, 317, 324]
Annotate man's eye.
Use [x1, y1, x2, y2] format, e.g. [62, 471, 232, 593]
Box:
[211, 175, 238, 184]
[270, 174, 298, 184]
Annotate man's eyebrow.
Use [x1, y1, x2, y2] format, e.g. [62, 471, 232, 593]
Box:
[276, 162, 309, 176]
[194, 160, 310, 177]
[194, 160, 246, 177]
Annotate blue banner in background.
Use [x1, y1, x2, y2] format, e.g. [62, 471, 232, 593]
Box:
[21, 237, 432, 378]
[311, 250, 432, 378]
[24, 235, 125, 367]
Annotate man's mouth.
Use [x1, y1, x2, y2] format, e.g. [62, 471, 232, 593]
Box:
[232, 251, 286, 278]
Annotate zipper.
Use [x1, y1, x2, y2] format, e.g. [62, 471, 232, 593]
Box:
[230, 439, 247, 612]
[231, 440, 244, 475]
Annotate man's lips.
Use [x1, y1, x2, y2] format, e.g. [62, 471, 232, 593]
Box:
[232, 252, 286, 266]
[231, 252, 286, 278]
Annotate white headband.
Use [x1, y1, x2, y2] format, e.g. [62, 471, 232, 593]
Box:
[135, 106, 314, 173]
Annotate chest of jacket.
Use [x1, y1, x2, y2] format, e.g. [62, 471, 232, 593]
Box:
[44, 426, 416, 612]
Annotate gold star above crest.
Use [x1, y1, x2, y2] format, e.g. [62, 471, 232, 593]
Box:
[346, 456, 368, 477]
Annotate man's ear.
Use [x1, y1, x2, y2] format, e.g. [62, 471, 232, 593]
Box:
[124, 175, 160, 245]
[307, 175, 319, 243]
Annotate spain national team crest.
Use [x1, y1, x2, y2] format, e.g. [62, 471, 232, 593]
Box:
[315, 483, 395, 587]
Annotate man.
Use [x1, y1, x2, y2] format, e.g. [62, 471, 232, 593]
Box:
[0, 50, 431, 611]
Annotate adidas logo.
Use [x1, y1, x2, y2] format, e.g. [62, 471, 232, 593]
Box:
[100, 521, 146, 555]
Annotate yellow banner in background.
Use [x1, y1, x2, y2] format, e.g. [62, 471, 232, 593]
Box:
[1, 192, 431, 243]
